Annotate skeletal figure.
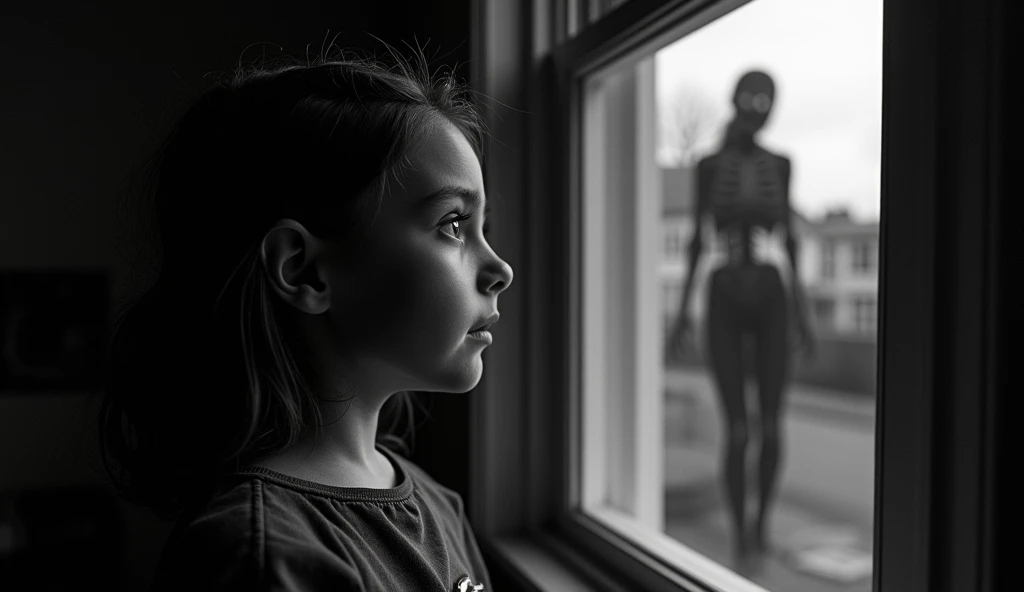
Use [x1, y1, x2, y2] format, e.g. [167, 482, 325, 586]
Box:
[667, 70, 815, 569]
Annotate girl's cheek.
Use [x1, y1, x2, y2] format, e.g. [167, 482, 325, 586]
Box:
[352, 237, 466, 325]
[362, 259, 431, 324]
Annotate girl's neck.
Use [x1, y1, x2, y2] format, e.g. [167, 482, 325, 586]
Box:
[252, 396, 397, 489]
[255, 441, 397, 489]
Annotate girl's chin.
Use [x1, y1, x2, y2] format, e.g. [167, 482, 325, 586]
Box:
[420, 357, 483, 394]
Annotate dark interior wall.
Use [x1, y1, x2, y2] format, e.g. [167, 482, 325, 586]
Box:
[1, 2, 472, 589]
[994, 3, 1023, 589]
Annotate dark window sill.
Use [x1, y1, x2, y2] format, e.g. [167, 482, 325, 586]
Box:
[482, 533, 633, 592]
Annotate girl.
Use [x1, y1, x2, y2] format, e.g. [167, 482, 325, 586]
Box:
[99, 43, 512, 591]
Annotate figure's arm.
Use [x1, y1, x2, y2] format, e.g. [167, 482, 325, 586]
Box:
[678, 157, 711, 320]
[780, 157, 810, 327]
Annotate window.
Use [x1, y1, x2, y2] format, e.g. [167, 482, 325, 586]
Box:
[851, 241, 875, 274]
[664, 226, 685, 260]
[821, 240, 836, 280]
[471, 0, 1007, 591]
[814, 297, 836, 331]
[853, 297, 877, 334]
[575, 1, 881, 589]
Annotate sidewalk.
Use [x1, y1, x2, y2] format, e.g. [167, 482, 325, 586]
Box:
[662, 367, 875, 591]
[665, 487, 873, 592]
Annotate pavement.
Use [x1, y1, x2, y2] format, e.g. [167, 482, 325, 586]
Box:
[662, 366, 876, 591]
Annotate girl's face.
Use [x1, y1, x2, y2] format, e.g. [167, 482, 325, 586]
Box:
[322, 118, 513, 397]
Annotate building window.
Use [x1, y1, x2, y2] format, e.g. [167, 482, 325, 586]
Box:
[852, 240, 875, 274]
[663, 226, 685, 260]
[814, 297, 836, 331]
[822, 239, 837, 279]
[853, 296, 877, 334]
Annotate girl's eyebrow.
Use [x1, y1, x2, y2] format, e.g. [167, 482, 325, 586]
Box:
[416, 184, 486, 211]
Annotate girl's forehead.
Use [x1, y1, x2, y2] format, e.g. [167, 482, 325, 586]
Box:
[397, 120, 483, 200]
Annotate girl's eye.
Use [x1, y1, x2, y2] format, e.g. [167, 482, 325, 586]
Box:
[439, 211, 490, 241]
[440, 214, 468, 240]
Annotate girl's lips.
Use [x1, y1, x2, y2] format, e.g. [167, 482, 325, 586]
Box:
[466, 330, 493, 345]
[469, 312, 500, 334]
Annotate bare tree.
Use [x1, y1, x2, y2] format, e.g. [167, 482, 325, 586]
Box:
[659, 86, 722, 167]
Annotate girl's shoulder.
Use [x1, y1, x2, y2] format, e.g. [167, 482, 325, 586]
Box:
[151, 477, 363, 591]
[150, 451, 481, 591]
[149, 482, 263, 590]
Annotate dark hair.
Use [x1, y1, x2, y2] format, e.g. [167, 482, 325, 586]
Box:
[99, 43, 486, 521]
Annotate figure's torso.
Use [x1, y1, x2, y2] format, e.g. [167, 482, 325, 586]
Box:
[706, 146, 786, 229]
[703, 146, 787, 265]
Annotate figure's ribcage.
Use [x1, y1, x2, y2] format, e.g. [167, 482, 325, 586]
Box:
[709, 151, 785, 231]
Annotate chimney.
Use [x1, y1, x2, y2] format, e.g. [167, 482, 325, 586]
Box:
[824, 208, 851, 221]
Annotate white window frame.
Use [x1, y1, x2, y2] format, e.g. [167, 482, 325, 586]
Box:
[468, 0, 1006, 590]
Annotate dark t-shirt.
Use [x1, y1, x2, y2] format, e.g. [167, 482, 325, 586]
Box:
[150, 446, 490, 591]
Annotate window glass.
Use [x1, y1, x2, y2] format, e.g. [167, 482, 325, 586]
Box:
[579, 1, 882, 589]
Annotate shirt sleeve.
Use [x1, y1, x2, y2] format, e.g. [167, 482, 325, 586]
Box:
[149, 483, 364, 592]
[149, 508, 261, 592]
[151, 527, 364, 592]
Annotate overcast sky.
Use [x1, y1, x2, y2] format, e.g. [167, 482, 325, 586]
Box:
[655, 0, 883, 222]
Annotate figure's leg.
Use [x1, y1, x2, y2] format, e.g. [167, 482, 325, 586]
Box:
[752, 269, 789, 554]
[706, 272, 750, 561]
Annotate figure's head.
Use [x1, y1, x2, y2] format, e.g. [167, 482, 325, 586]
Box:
[730, 70, 776, 135]
[100, 45, 510, 519]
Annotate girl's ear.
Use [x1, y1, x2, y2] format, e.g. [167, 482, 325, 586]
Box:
[260, 219, 332, 315]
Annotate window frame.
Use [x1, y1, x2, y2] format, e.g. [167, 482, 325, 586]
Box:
[468, 0, 1005, 590]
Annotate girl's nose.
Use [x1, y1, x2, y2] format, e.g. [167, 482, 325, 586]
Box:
[482, 259, 513, 295]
